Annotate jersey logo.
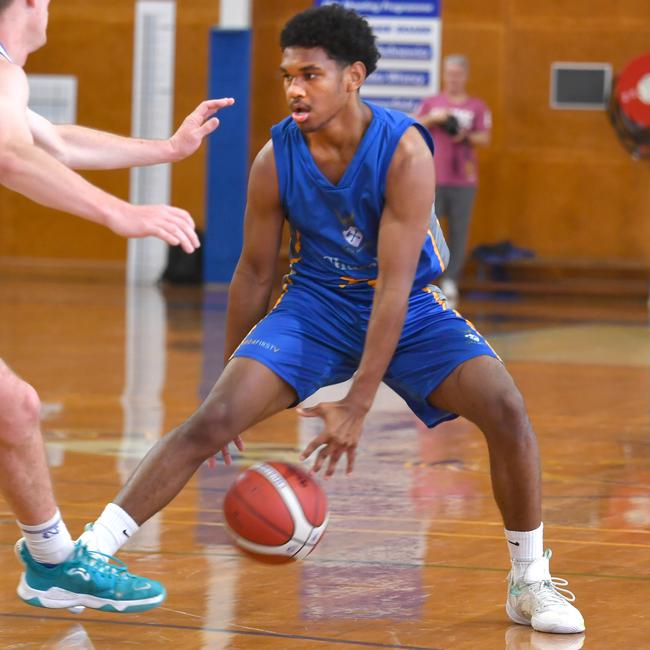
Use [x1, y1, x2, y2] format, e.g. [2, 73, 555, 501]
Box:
[334, 209, 371, 254]
[343, 226, 364, 248]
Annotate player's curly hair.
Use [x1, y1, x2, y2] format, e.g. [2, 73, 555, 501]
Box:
[280, 4, 380, 77]
[0, 0, 14, 14]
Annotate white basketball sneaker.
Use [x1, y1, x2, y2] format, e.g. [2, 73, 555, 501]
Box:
[506, 549, 585, 634]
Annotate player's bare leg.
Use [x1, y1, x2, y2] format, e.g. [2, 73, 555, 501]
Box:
[427, 354, 584, 633]
[427, 355, 540, 530]
[0, 360, 59, 525]
[0, 361, 165, 612]
[113, 357, 296, 527]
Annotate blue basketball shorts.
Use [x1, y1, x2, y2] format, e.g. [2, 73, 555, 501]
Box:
[231, 283, 499, 428]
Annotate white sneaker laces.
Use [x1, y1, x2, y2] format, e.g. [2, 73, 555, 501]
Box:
[76, 543, 131, 578]
[531, 576, 577, 608]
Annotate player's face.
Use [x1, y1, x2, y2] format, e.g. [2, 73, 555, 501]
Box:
[443, 63, 468, 95]
[280, 47, 350, 133]
[27, 0, 51, 50]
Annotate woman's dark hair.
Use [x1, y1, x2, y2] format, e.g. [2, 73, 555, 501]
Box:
[280, 4, 380, 77]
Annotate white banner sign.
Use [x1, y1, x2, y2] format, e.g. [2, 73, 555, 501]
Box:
[315, 0, 441, 112]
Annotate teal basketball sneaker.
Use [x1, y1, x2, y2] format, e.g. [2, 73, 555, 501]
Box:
[15, 539, 166, 613]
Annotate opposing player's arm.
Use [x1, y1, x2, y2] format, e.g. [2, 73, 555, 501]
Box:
[27, 98, 234, 170]
[346, 126, 435, 410]
[0, 64, 198, 251]
[223, 140, 286, 362]
[0, 64, 120, 223]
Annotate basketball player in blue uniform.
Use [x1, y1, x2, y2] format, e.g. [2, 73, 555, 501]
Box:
[0, 0, 232, 613]
[82, 5, 585, 634]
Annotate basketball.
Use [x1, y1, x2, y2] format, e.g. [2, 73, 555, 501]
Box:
[223, 462, 329, 560]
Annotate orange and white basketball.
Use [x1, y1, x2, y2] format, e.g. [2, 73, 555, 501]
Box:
[223, 462, 329, 560]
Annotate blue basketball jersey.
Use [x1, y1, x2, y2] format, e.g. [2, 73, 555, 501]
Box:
[271, 101, 448, 297]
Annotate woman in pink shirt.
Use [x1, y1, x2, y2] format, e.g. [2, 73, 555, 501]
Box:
[416, 54, 491, 307]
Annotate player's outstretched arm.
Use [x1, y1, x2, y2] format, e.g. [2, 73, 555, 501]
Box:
[28, 98, 234, 169]
[27, 98, 235, 170]
[0, 64, 199, 252]
[300, 126, 435, 476]
[223, 140, 286, 363]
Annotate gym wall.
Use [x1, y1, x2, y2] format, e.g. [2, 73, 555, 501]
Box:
[444, 0, 650, 261]
[0, 0, 221, 262]
[1, 0, 648, 264]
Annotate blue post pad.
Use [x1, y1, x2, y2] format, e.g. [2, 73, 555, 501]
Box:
[204, 28, 252, 283]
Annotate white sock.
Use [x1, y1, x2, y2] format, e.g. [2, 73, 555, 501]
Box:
[505, 522, 544, 567]
[80, 503, 139, 556]
[18, 509, 74, 565]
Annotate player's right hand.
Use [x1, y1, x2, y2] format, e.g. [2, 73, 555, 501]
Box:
[207, 435, 244, 469]
[106, 204, 201, 253]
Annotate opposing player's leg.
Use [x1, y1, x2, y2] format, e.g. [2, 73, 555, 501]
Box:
[0, 360, 164, 613]
[427, 355, 584, 634]
[0, 361, 62, 529]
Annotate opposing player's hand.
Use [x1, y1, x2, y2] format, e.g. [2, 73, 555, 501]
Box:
[298, 400, 368, 477]
[169, 98, 236, 161]
[106, 204, 200, 253]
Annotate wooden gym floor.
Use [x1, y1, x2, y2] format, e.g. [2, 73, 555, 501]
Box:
[0, 271, 649, 649]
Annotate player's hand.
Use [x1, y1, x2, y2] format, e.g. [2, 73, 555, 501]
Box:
[220, 435, 245, 465]
[298, 400, 368, 477]
[106, 204, 200, 253]
[169, 98, 235, 161]
[208, 435, 245, 469]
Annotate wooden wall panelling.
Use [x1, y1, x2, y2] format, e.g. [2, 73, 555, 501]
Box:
[3, 1, 649, 266]
[250, 0, 311, 159]
[444, 0, 650, 263]
[171, 0, 220, 232]
[250, 1, 311, 263]
[1, 0, 135, 261]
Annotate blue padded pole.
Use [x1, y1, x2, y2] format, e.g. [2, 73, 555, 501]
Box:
[204, 28, 251, 283]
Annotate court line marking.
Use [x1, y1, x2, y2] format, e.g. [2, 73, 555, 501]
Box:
[1, 534, 648, 581]
[159, 548, 650, 582]
[161, 509, 650, 537]
[119, 548, 650, 583]
[0, 612, 442, 650]
[1, 535, 647, 582]
[108, 518, 650, 550]
[4, 510, 650, 547]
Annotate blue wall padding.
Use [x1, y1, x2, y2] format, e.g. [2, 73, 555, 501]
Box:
[204, 28, 252, 283]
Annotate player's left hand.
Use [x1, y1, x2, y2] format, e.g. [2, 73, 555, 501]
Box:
[208, 435, 244, 469]
[169, 98, 235, 161]
[298, 400, 368, 477]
